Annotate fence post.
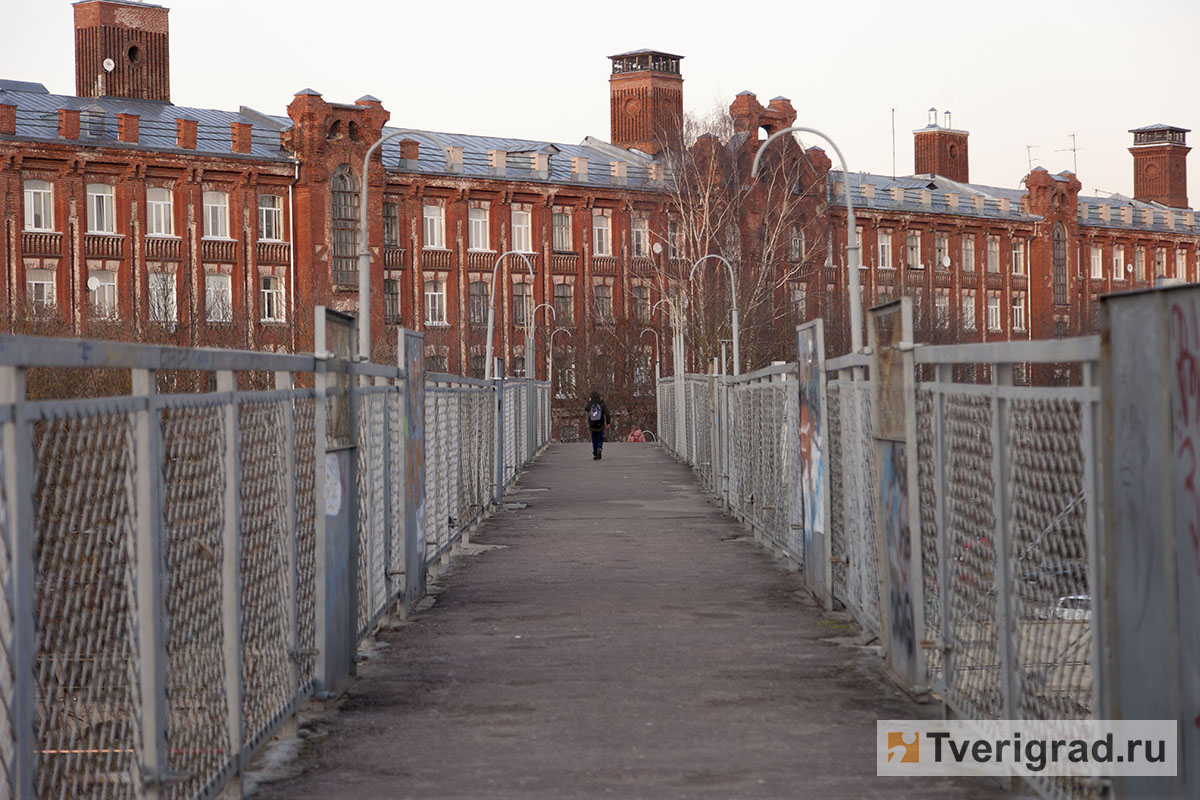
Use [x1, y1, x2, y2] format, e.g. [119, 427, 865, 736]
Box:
[274, 369, 300, 734]
[990, 362, 1018, 721]
[2, 364, 35, 800]
[215, 368, 245, 784]
[312, 312, 331, 687]
[493, 365, 504, 506]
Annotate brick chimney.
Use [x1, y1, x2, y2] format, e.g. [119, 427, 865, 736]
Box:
[74, 0, 171, 102]
[117, 112, 139, 143]
[0, 104, 16, 136]
[608, 50, 684, 155]
[58, 108, 81, 140]
[231, 121, 252, 153]
[176, 117, 196, 150]
[1130, 124, 1190, 209]
[914, 108, 969, 183]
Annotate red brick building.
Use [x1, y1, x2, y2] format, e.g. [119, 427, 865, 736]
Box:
[3, 0, 1198, 409]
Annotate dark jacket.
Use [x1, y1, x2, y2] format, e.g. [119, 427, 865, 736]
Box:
[585, 395, 610, 432]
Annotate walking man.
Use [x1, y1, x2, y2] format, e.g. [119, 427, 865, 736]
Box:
[585, 391, 610, 460]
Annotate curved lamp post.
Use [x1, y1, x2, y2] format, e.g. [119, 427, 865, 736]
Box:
[750, 126, 863, 355]
[484, 250, 535, 379]
[688, 254, 740, 376]
[528, 302, 555, 380]
[639, 327, 660, 381]
[357, 128, 422, 361]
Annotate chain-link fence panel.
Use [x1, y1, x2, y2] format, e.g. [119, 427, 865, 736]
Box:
[33, 407, 142, 799]
[356, 389, 390, 638]
[831, 379, 881, 637]
[916, 387, 942, 686]
[386, 390, 405, 595]
[658, 377, 675, 456]
[827, 382, 848, 608]
[0, 412, 12, 800]
[161, 401, 231, 800]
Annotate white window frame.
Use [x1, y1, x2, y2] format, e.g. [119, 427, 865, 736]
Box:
[935, 292, 949, 328]
[934, 234, 949, 269]
[878, 230, 893, 269]
[593, 283, 613, 321]
[592, 213, 612, 257]
[202, 191, 230, 239]
[148, 271, 177, 323]
[962, 293, 976, 330]
[792, 226, 806, 262]
[423, 204, 445, 249]
[511, 209, 532, 253]
[1135, 248, 1146, 281]
[469, 280, 490, 325]
[1090, 246, 1104, 279]
[961, 235, 976, 272]
[468, 207, 489, 251]
[1011, 238, 1026, 275]
[205, 273, 233, 322]
[553, 282, 573, 324]
[147, 187, 174, 237]
[987, 295, 1001, 331]
[1178, 249, 1188, 280]
[987, 235, 1000, 272]
[89, 269, 117, 318]
[512, 281, 532, 326]
[1156, 247, 1167, 277]
[1012, 295, 1026, 330]
[87, 183, 115, 234]
[906, 231, 921, 269]
[258, 194, 283, 242]
[424, 278, 447, 324]
[633, 285, 650, 324]
[24, 180, 54, 232]
[1113, 245, 1126, 280]
[668, 217, 682, 259]
[856, 227, 866, 268]
[553, 212, 573, 252]
[27, 268, 55, 307]
[631, 217, 649, 258]
[261, 276, 285, 322]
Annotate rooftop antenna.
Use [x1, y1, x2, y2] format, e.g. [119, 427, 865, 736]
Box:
[1055, 132, 1084, 174]
[1025, 144, 1039, 172]
[891, 107, 896, 180]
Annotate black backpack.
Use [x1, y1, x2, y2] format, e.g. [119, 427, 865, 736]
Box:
[588, 402, 603, 423]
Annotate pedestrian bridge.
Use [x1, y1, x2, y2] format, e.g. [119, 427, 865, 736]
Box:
[1, 289, 1198, 800]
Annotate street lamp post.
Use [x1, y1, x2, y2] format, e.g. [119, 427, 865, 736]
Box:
[528, 302, 555, 380]
[357, 128, 421, 361]
[484, 250, 535, 380]
[548, 326, 571, 437]
[688, 254, 740, 376]
[639, 327, 661, 382]
[750, 126, 863, 355]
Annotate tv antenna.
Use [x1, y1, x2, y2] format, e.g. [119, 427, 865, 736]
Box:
[1025, 144, 1039, 172]
[1056, 133, 1084, 174]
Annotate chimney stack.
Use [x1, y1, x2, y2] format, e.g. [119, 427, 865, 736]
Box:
[914, 108, 969, 182]
[74, 0, 171, 102]
[1130, 124, 1190, 209]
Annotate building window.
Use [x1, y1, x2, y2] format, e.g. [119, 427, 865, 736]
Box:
[878, 230, 893, 268]
[513, 282, 532, 326]
[469, 280, 489, 325]
[511, 209, 532, 252]
[146, 187, 174, 237]
[423, 204, 445, 249]
[24, 180, 54, 231]
[331, 169, 358, 286]
[1011, 238, 1026, 275]
[553, 212, 572, 251]
[935, 292, 949, 329]
[148, 272, 176, 323]
[668, 217, 682, 259]
[382, 202, 400, 248]
[513, 356, 526, 379]
[1090, 245, 1104, 279]
[468, 207, 489, 251]
[1052, 224, 1067, 303]
[87, 183, 115, 234]
[592, 213, 612, 257]
[554, 283, 573, 324]
[962, 235, 976, 273]
[425, 355, 447, 373]
[27, 268, 55, 308]
[469, 355, 486, 379]
[1155, 247, 1167, 278]
[202, 190, 229, 239]
[424, 279, 447, 324]
[1113, 245, 1125, 280]
[906, 231, 921, 268]
[633, 285, 650, 323]
[987, 295, 1001, 330]
[1135, 247, 1146, 282]
[962, 292, 976, 330]
[205, 273, 232, 322]
[88, 269, 117, 318]
[934, 235, 949, 269]
[855, 227, 865, 268]
[259, 194, 283, 242]
[261, 276, 285, 322]
[594, 284, 613, 321]
[792, 226, 806, 261]
[791, 282, 807, 319]
[1178, 249, 1188, 280]
[632, 217, 649, 258]
[986, 236, 1000, 272]
[385, 279, 401, 324]
[1012, 295, 1026, 330]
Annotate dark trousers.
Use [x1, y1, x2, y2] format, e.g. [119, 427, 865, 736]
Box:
[590, 428, 604, 454]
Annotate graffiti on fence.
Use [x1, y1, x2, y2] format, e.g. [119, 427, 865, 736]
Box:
[881, 440, 918, 684]
[403, 329, 427, 607]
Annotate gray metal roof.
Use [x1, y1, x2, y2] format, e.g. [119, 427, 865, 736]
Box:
[0, 82, 291, 162]
[379, 126, 663, 190]
[608, 49, 684, 60]
[826, 170, 1037, 222]
[1077, 192, 1199, 234]
[1129, 123, 1190, 133]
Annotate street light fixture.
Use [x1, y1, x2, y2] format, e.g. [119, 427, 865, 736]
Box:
[688, 254, 740, 376]
[528, 302, 555, 380]
[750, 126, 863, 355]
[639, 327, 661, 382]
[484, 250, 535, 379]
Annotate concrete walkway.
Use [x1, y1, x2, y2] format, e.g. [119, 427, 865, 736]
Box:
[253, 442, 1012, 799]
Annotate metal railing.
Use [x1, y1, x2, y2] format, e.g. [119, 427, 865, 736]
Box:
[0, 324, 548, 800]
[660, 313, 1104, 800]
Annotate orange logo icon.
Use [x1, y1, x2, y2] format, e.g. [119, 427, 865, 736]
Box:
[887, 731, 920, 763]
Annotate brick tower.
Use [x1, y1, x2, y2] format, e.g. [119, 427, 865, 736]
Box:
[1130, 124, 1190, 209]
[914, 108, 969, 182]
[609, 50, 683, 155]
[74, 0, 171, 102]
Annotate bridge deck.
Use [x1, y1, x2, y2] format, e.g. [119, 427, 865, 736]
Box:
[255, 442, 1009, 799]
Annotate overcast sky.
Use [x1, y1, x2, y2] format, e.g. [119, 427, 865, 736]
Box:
[6, 0, 1199, 205]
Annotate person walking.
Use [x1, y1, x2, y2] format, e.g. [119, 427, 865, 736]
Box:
[585, 391, 610, 460]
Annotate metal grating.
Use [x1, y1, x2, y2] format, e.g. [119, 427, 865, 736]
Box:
[292, 397, 317, 692]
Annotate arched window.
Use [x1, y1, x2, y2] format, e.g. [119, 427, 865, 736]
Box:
[331, 167, 359, 287]
[1052, 223, 1067, 305]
